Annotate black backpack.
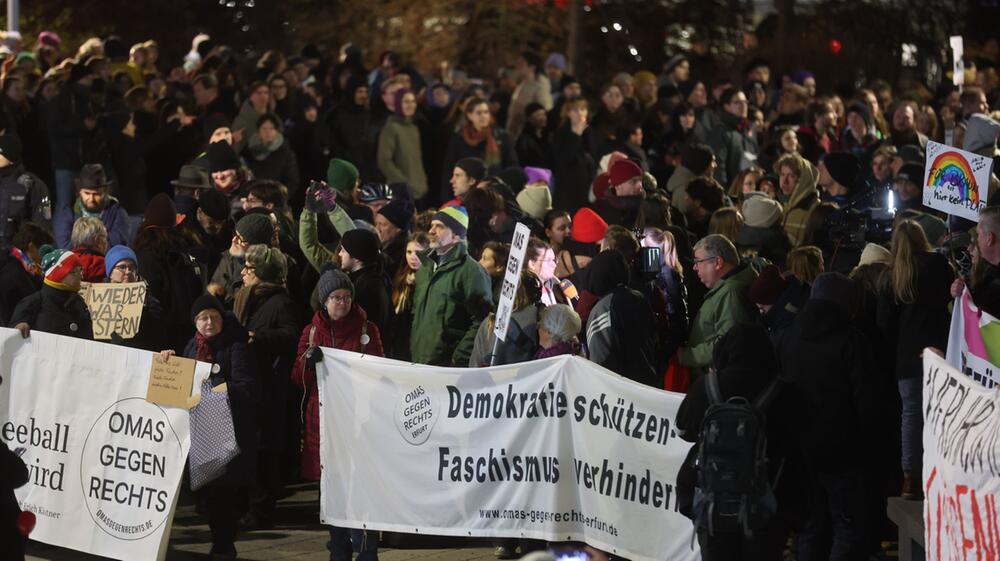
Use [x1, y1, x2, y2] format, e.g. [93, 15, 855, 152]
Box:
[691, 369, 781, 536]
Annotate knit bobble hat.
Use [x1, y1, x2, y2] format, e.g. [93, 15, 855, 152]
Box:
[235, 213, 274, 245]
[40, 245, 81, 285]
[245, 244, 285, 283]
[104, 245, 138, 278]
[433, 205, 469, 238]
[326, 159, 360, 194]
[190, 293, 224, 321]
[317, 269, 354, 305]
[750, 264, 789, 306]
[571, 207, 609, 244]
[859, 243, 891, 266]
[515, 184, 553, 220]
[340, 228, 381, 264]
[741, 195, 783, 228]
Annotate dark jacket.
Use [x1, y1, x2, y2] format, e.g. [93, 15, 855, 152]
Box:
[1, 441, 29, 561]
[10, 284, 92, 339]
[706, 110, 759, 186]
[0, 164, 49, 247]
[876, 251, 954, 380]
[551, 123, 598, 213]
[778, 299, 878, 468]
[291, 306, 384, 481]
[0, 251, 39, 327]
[244, 135, 301, 200]
[53, 198, 130, 250]
[348, 264, 391, 334]
[735, 224, 792, 268]
[236, 284, 300, 452]
[47, 82, 92, 170]
[326, 100, 374, 181]
[110, 292, 168, 352]
[515, 127, 554, 170]
[183, 314, 259, 487]
[760, 276, 810, 346]
[586, 285, 658, 387]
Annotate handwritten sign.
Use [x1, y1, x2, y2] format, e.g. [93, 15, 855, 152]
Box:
[493, 222, 532, 342]
[79, 281, 147, 340]
[922, 141, 993, 222]
[146, 355, 196, 409]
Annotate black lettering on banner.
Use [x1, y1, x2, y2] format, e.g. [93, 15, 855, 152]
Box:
[924, 363, 1000, 475]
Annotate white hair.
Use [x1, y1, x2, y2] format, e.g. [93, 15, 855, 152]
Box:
[538, 304, 581, 344]
[70, 216, 107, 249]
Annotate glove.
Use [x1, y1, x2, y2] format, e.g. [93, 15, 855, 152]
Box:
[304, 346, 323, 366]
[305, 180, 338, 213]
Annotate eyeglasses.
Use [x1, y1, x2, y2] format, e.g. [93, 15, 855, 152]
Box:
[114, 263, 136, 273]
[242, 265, 256, 273]
[328, 294, 352, 304]
[234, 233, 248, 246]
[692, 256, 719, 268]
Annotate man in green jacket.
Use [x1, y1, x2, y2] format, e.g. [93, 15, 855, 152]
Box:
[411, 205, 493, 366]
[679, 234, 759, 379]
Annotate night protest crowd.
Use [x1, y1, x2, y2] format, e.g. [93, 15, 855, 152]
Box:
[1, 26, 1000, 561]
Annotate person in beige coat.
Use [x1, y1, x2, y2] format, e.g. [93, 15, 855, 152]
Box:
[506, 52, 552, 140]
[774, 152, 820, 246]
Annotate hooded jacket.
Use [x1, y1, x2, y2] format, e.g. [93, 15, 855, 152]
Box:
[291, 305, 384, 481]
[779, 155, 820, 246]
[410, 242, 494, 366]
[679, 262, 758, 379]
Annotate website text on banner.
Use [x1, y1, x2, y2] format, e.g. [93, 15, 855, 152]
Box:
[923, 351, 1000, 560]
[0, 328, 210, 561]
[316, 350, 699, 561]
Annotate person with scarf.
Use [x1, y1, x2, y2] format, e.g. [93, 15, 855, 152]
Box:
[243, 113, 300, 207]
[206, 140, 254, 217]
[291, 270, 384, 561]
[534, 303, 582, 359]
[705, 87, 759, 186]
[231, 244, 299, 530]
[209, 213, 276, 306]
[377, 88, 428, 201]
[593, 159, 646, 228]
[10, 245, 91, 339]
[161, 294, 260, 560]
[52, 164, 129, 250]
[440, 97, 518, 202]
[0, 222, 49, 326]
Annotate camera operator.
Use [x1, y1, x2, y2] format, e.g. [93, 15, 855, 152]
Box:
[815, 152, 876, 273]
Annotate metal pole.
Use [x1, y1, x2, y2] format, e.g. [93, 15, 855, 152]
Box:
[7, 0, 19, 32]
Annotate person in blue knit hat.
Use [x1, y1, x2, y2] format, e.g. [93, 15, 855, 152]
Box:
[410, 205, 493, 366]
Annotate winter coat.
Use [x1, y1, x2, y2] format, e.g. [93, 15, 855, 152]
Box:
[440, 129, 518, 200]
[0, 164, 49, 247]
[706, 110, 759, 186]
[183, 313, 259, 487]
[231, 99, 265, 154]
[1, 441, 29, 561]
[779, 155, 820, 246]
[410, 243, 494, 366]
[515, 128, 554, 170]
[0, 251, 39, 326]
[876, 251, 954, 380]
[135, 237, 206, 353]
[326, 102, 372, 178]
[507, 75, 553, 140]
[468, 304, 541, 367]
[551, 123, 597, 213]
[236, 284, 300, 452]
[679, 263, 758, 379]
[53, 197, 130, 250]
[297, 206, 355, 272]
[735, 224, 792, 268]
[291, 306, 384, 481]
[47, 82, 93, 170]
[244, 134, 301, 200]
[10, 284, 92, 339]
[665, 165, 698, 215]
[210, 252, 245, 307]
[778, 299, 878, 468]
[377, 115, 428, 199]
[348, 264, 391, 334]
[72, 247, 105, 282]
[759, 276, 810, 346]
[586, 285, 658, 386]
[110, 292, 168, 353]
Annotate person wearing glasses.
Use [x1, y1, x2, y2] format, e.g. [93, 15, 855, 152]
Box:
[678, 234, 758, 380]
[102, 244, 167, 352]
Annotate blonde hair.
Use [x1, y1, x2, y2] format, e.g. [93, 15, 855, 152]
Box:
[642, 227, 683, 278]
[785, 245, 824, 283]
[888, 220, 931, 304]
[708, 207, 743, 242]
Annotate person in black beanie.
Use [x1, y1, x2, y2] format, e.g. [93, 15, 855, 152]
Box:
[209, 213, 275, 305]
[206, 141, 252, 215]
[339, 228, 391, 332]
[375, 197, 413, 273]
[444, 156, 488, 205]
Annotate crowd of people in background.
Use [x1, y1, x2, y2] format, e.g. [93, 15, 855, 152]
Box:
[3, 26, 1000, 561]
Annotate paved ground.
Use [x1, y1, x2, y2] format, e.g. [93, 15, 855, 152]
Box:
[26, 483, 501, 560]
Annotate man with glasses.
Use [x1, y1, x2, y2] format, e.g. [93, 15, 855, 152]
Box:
[678, 234, 758, 379]
[209, 213, 276, 305]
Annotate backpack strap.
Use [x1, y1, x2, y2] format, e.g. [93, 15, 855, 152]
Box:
[753, 376, 782, 410]
[706, 369, 723, 405]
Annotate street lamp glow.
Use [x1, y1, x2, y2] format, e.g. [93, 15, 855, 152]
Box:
[612, 22, 622, 31]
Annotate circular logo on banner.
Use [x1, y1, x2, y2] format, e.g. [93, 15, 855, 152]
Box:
[394, 385, 437, 446]
[79, 398, 183, 540]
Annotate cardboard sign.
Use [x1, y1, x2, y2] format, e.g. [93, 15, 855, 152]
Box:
[146, 355, 196, 409]
[79, 281, 147, 340]
[494, 222, 532, 342]
[951, 36, 965, 86]
[922, 141, 993, 222]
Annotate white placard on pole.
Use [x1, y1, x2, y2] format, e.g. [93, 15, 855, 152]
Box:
[951, 35, 965, 87]
[493, 222, 532, 342]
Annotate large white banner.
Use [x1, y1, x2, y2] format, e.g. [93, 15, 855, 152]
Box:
[0, 328, 210, 561]
[923, 351, 1000, 559]
[317, 350, 698, 561]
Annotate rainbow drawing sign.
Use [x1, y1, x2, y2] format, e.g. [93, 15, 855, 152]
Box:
[922, 140, 993, 222]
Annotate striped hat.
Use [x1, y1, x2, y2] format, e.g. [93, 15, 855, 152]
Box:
[39, 245, 81, 285]
[433, 205, 469, 238]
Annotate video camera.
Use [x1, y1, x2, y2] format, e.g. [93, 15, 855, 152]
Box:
[827, 180, 896, 247]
